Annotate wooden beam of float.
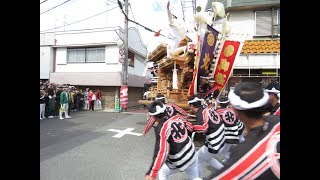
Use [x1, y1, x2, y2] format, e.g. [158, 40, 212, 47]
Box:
[138, 100, 190, 110]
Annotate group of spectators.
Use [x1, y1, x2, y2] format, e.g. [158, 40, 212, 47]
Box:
[40, 80, 102, 120]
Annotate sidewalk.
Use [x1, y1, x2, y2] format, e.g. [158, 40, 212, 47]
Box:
[99, 105, 147, 114]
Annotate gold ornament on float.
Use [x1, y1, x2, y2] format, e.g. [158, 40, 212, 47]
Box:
[207, 33, 215, 46]
[218, 59, 230, 72]
[223, 45, 234, 57]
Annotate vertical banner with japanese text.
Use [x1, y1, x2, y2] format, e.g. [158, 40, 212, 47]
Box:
[120, 85, 128, 110]
[188, 25, 219, 97]
[213, 40, 241, 92]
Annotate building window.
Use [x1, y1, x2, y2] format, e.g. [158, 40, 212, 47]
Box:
[255, 9, 280, 37]
[67, 47, 105, 63]
[128, 51, 134, 67]
[274, 9, 280, 36]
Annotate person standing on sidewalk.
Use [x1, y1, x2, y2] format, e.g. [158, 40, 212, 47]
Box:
[40, 90, 46, 120]
[83, 88, 89, 111]
[74, 89, 81, 111]
[59, 86, 71, 120]
[79, 89, 84, 110]
[46, 84, 55, 118]
[55, 86, 63, 117]
[88, 90, 96, 111]
[48, 93, 56, 119]
[67, 87, 72, 115]
[95, 89, 102, 110]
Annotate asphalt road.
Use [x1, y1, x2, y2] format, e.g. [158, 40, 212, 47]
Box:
[40, 110, 213, 180]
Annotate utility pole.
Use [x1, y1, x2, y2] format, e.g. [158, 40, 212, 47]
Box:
[119, 0, 129, 112]
[122, 0, 129, 86]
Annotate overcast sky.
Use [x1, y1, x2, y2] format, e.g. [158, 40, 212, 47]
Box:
[40, 0, 208, 51]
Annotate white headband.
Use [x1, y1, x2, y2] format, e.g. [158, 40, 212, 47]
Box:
[148, 105, 167, 116]
[188, 97, 202, 104]
[264, 87, 280, 94]
[155, 97, 165, 100]
[228, 90, 269, 110]
[217, 99, 229, 104]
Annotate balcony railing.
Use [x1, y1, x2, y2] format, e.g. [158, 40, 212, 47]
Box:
[232, 74, 280, 77]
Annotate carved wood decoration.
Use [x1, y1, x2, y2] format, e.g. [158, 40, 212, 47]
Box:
[145, 38, 214, 106]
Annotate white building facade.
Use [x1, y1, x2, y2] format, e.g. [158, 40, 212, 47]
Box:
[41, 27, 151, 110]
[40, 33, 55, 80]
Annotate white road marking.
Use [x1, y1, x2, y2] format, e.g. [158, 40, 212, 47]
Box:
[107, 128, 142, 138]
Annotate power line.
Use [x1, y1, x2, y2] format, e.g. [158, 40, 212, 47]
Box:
[40, 0, 49, 4]
[40, 0, 72, 15]
[54, 29, 116, 35]
[128, 5, 148, 45]
[40, 26, 120, 34]
[117, 0, 127, 19]
[129, 4, 140, 35]
[50, 27, 147, 45]
[40, 6, 118, 33]
[116, 0, 170, 39]
[41, 27, 121, 35]
[108, 0, 119, 4]
[106, 0, 118, 7]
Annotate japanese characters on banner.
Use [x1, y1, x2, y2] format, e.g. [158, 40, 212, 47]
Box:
[120, 85, 128, 110]
[119, 46, 125, 64]
[197, 25, 219, 82]
[213, 40, 241, 92]
[188, 25, 219, 97]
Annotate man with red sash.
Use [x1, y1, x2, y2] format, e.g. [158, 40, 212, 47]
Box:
[143, 94, 190, 136]
[209, 82, 280, 179]
[215, 96, 245, 161]
[187, 95, 226, 178]
[273, 106, 280, 116]
[144, 101, 201, 180]
[155, 94, 189, 118]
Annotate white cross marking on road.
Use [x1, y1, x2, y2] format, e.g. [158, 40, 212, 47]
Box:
[107, 128, 142, 138]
